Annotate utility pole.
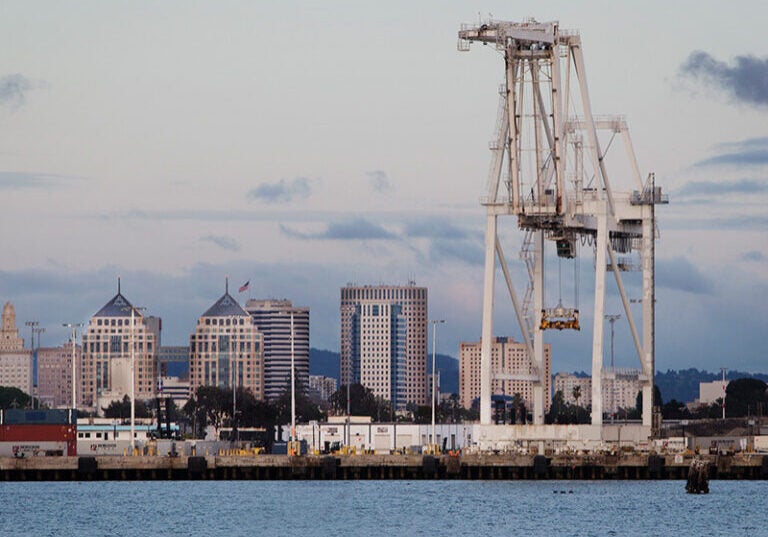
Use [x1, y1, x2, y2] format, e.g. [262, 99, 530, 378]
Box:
[62, 323, 83, 413]
[721, 367, 727, 420]
[429, 319, 446, 453]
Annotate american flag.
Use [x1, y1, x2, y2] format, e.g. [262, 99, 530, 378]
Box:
[238, 281, 250, 293]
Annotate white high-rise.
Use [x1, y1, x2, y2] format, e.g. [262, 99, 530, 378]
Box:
[340, 283, 427, 409]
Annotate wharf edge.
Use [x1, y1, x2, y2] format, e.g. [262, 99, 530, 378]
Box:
[1, 453, 767, 481]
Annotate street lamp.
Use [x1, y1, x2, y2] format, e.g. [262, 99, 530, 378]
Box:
[290, 310, 296, 444]
[123, 306, 145, 455]
[25, 321, 39, 409]
[429, 319, 446, 453]
[62, 323, 83, 413]
[605, 314, 621, 421]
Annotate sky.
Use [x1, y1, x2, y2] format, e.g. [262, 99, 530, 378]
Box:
[0, 1, 766, 375]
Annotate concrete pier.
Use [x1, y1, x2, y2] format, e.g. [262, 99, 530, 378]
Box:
[1, 453, 766, 481]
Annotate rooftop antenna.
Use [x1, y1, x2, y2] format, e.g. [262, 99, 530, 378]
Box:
[118, 275, 121, 294]
[226, 275, 229, 294]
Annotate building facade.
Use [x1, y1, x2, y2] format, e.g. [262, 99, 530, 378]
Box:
[159, 346, 190, 379]
[309, 375, 337, 402]
[80, 283, 159, 411]
[553, 372, 592, 407]
[459, 337, 551, 411]
[190, 287, 264, 399]
[244, 299, 309, 401]
[0, 302, 32, 395]
[37, 343, 82, 408]
[340, 283, 427, 408]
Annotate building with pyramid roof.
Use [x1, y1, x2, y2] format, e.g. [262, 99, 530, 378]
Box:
[189, 280, 264, 400]
[80, 279, 160, 411]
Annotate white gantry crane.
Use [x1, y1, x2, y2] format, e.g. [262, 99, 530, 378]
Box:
[458, 19, 667, 428]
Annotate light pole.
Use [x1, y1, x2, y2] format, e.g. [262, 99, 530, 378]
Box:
[430, 319, 446, 452]
[290, 310, 295, 444]
[229, 316, 238, 443]
[123, 306, 145, 455]
[25, 321, 39, 409]
[605, 314, 621, 420]
[62, 323, 83, 413]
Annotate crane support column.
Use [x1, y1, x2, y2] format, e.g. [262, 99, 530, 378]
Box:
[480, 212, 497, 425]
[591, 211, 608, 426]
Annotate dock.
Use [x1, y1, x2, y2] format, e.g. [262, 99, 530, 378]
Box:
[2, 453, 767, 481]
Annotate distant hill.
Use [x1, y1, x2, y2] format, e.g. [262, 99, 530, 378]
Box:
[654, 368, 768, 404]
[309, 349, 460, 395]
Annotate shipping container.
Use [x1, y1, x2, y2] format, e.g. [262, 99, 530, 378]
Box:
[0, 424, 77, 456]
[0, 441, 72, 457]
[2, 409, 75, 425]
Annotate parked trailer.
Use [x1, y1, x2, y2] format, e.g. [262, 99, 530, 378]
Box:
[0, 441, 71, 457]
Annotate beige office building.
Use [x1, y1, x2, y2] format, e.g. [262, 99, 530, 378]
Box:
[37, 342, 82, 408]
[553, 372, 592, 407]
[0, 301, 32, 395]
[189, 285, 264, 400]
[81, 283, 159, 411]
[459, 337, 551, 411]
[340, 283, 428, 408]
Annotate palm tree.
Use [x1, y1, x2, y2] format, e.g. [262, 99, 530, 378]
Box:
[572, 385, 582, 407]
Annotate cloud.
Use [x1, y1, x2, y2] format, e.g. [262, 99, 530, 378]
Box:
[0, 74, 44, 107]
[693, 137, 768, 168]
[403, 218, 474, 240]
[200, 235, 240, 252]
[280, 217, 396, 240]
[367, 170, 393, 193]
[742, 251, 765, 262]
[656, 257, 713, 295]
[678, 178, 768, 196]
[247, 177, 311, 203]
[429, 239, 485, 266]
[679, 51, 768, 107]
[0, 171, 73, 190]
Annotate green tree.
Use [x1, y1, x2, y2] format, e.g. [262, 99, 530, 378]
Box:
[725, 378, 768, 417]
[102, 395, 151, 419]
[0, 386, 32, 409]
[329, 384, 382, 417]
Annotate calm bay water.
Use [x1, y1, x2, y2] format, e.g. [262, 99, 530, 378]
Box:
[0, 480, 765, 536]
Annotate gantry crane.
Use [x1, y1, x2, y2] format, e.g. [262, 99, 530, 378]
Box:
[458, 19, 667, 428]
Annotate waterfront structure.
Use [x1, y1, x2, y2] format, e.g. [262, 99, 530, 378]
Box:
[244, 299, 308, 400]
[340, 283, 428, 408]
[37, 343, 82, 408]
[81, 282, 159, 411]
[0, 302, 32, 395]
[159, 346, 190, 378]
[190, 284, 264, 399]
[459, 337, 551, 411]
[458, 20, 666, 427]
[553, 373, 592, 408]
[309, 375, 337, 402]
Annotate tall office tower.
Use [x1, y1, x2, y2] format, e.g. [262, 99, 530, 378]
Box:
[0, 302, 32, 395]
[244, 299, 309, 401]
[37, 342, 82, 408]
[190, 284, 264, 400]
[81, 281, 159, 411]
[459, 337, 551, 411]
[340, 283, 428, 409]
[158, 346, 190, 378]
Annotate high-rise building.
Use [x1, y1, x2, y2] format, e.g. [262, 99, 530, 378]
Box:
[309, 375, 337, 402]
[37, 342, 81, 408]
[0, 301, 32, 395]
[244, 299, 309, 401]
[459, 337, 551, 411]
[190, 284, 264, 399]
[340, 283, 428, 409]
[159, 346, 190, 379]
[81, 281, 159, 411]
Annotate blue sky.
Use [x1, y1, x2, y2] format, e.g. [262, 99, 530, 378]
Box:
[0, 1, 766, 374]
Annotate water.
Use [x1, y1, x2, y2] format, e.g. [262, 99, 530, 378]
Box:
[0, 480, 765, 536]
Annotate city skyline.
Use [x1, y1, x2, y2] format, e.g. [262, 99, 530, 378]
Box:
[1, 2, 766, 374]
